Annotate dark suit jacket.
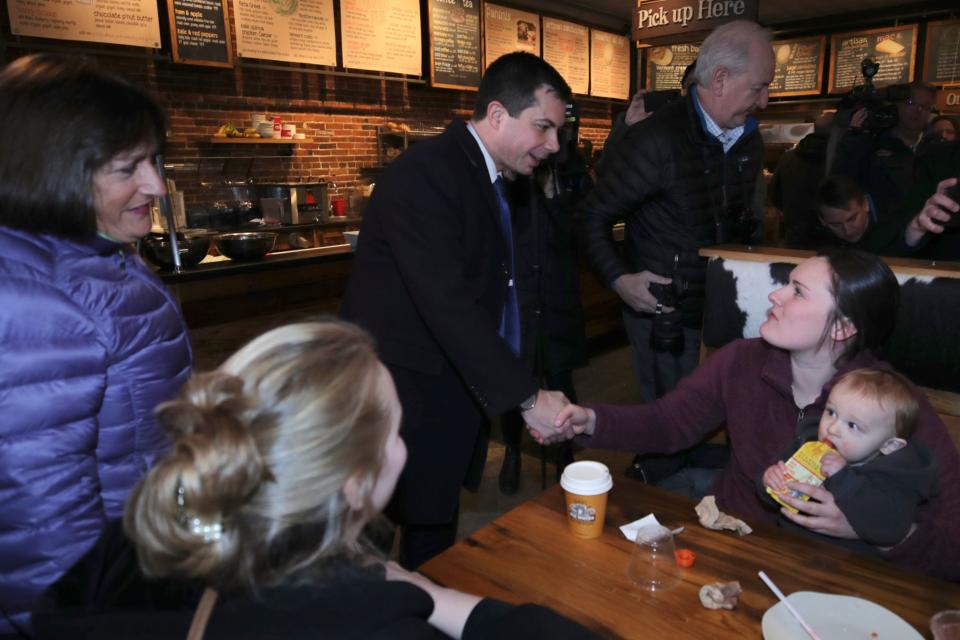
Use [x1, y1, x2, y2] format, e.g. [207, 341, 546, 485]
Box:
[340, 120, 537, 523]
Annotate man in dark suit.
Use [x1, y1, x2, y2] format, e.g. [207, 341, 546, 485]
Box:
[340, 52, 571, 568]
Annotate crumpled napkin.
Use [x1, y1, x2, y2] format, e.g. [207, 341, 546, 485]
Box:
[699, 581, 742, 610]
[695, 496, 752, 536]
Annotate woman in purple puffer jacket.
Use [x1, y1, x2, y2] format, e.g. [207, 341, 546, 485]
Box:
[0, 54, 192, 636]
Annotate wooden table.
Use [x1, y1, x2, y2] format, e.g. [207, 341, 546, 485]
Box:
[422, 481, 960, 638]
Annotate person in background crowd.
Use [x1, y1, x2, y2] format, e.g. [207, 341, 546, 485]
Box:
[917, 115, 959, 159]
[602, 61, 696, 154]
[771, 111, 835, 248]
[32, 321, 598, 639]
[832, 82, 938, 225]
[814, 175, 922, 255]
[582, 21, 773, 496]
[0, 54, 192, 636]
[498, 102, 591, 495]
[763, 368, 936, 557]
[546, 250, 960, 581]
[340, 52, 572, 569]
[929, 115, 958, 142]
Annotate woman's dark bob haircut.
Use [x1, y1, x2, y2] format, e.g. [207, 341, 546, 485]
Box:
[818, 248, 900, 364]
[0, 54, 166, 238]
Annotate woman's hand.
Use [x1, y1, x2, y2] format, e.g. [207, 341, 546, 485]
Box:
[763, 461, 788, 493]
[555, 404, 596, 437]
[385, 561, 482, 640]
[777, 482, 858, 539]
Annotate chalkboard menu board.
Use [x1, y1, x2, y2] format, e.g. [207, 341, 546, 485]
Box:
[828, 25, 917, 94]
[167, 0, 232, 67]
[769, 36, 824, 97]
[923, 19, 960, 86]
[428, 0, 481, 90]
[645, 42, 699, 91]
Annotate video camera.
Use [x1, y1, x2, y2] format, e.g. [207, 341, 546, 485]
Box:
[837, 58, 899, 132]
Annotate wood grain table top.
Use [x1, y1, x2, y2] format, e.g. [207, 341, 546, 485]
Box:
[422, 481, 959, 639]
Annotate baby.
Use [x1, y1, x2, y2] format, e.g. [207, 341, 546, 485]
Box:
[763, 368, 937, 549]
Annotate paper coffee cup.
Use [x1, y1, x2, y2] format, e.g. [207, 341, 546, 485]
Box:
[560, 461, 613, 539]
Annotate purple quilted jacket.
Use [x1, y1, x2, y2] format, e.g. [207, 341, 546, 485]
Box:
[0, 226, 192, 635]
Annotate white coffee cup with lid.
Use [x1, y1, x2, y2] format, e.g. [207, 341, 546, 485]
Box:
[560, 461, 613, 539]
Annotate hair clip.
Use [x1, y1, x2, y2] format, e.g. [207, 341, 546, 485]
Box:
[174, 476, 224, 544]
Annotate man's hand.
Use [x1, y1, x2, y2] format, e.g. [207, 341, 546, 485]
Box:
[848, 107, 868, 130]
[763, 461, 788, 493]
[777, 482, 858, 539]
[522, 389, 570, 443]
[819, 451, 846, 477]
[613, 271, 673, 314]
[905, 177, 960, 246]
[624, 90, 652, 126]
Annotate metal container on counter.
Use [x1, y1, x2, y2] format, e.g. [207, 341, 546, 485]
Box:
[255, 182, 329, 225]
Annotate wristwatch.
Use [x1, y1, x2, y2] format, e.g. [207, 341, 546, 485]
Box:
[519, 392, 538, 411]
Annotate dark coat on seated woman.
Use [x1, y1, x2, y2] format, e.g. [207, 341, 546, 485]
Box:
[33, 520, 599, 640]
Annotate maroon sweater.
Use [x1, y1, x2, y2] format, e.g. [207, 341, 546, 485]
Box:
[582, 338, 960, 581]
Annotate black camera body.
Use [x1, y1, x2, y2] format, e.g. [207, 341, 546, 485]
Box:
[649, 273, 688, 354]
[837, 58, 899, 132]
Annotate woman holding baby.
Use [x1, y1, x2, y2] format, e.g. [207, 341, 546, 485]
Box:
[552, 249, 960, 580]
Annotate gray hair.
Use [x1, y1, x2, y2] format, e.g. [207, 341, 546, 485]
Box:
[693, 21, 772, 87]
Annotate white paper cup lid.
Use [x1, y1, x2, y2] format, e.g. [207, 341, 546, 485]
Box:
[560, 461, 613, 496]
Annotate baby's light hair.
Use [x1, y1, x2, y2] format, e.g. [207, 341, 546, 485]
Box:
[832, 368, 919, 438]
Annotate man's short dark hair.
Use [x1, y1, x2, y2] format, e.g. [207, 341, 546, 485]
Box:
[0, 54, 166, 238]
[472, 52, 571, 121]
[818, 175, 865, 211]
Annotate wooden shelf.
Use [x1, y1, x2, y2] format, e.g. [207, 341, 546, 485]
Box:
[208, 137, 309, 144]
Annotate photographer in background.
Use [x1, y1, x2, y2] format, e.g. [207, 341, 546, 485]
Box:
[832, 80, 937, 226]
[581, 21, 773, 496]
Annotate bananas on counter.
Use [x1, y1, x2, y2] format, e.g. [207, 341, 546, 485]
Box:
[214, 123, 259, 138]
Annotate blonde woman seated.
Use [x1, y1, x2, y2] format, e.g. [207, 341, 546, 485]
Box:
[33, 321, 596, 639]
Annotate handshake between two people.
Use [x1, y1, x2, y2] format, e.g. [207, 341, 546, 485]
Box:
[520, 389, 598, 445]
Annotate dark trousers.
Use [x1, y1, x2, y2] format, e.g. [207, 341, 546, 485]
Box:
[386, 363, 486, 569]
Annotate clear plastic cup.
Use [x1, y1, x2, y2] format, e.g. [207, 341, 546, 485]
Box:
[626, 524, 681, 592]
[932, 610, 960, 640]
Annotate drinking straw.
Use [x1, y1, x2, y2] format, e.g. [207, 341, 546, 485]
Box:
[758, 571, 822, 640]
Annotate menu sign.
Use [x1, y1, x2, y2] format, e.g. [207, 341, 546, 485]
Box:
[233, 0, 335, 66]
[7, 0, 161, 47]
[428, 0, 481, 90]
[828, 25, 917, 94]
[484, 3, 540, 68]
[590, 29, 630, 100]
[923, 19, 960, 86]
[341, 0, 421, 76]
[543, 17, 588, 95]
[645, 42, 699, 90]
[167, 0, 232, 67]
[769, 36, 825, 97]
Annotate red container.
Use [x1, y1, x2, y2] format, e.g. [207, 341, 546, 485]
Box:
[331, 197, 346, 216]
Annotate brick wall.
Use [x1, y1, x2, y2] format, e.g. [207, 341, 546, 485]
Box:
[3, 40, 618, 212]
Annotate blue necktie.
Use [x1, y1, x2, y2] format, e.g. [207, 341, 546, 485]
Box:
[493, 176, 521, 355]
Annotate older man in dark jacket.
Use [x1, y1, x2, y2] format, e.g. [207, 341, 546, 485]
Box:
[581, 20, 774, 493]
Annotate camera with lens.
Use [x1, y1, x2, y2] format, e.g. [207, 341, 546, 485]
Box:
[649, 272, 688, 355]
[837, 58, 899, 132]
